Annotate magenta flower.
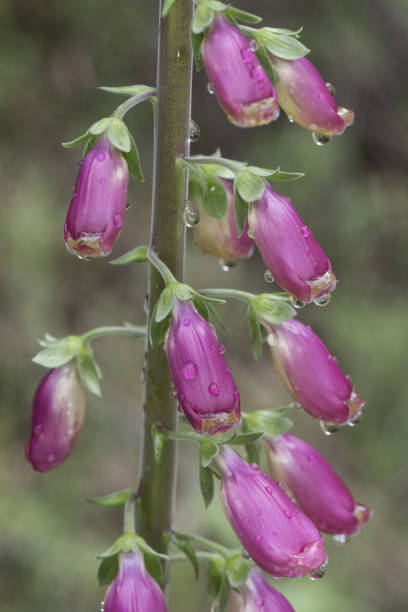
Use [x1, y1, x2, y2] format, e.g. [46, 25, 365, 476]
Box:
[247, 183, 336, 304]
[193, 179, 254, 263]
[103, 551, 166, 612]
[25, 364, 85, 472]
[201, 15, 279, 127]
[217, 446, 326, 578]
[270, 55, 354, 135]
[266, 434, 372, 537]
[229, 568, 295, 611]
[165, 299, 240, 434]
[269, 319, 365, 426]
[64, 136, 129, 258]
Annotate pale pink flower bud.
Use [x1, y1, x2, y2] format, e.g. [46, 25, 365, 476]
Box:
[228, 568, 295, 611]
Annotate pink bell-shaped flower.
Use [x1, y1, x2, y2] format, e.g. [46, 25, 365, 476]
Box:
[228, 568, 295, 611]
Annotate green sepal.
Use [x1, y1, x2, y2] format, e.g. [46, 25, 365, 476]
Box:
[168, 531, 199, 579]
[152, 424, 166, 463]
[202, 172, 228, 219]
[162, 0, 181, 17]
[191, 31, 205, 70]
[107, 118, 131, 153]
[62, 131, 90, 149]
[235, 170, 265, 203]
[110, 245, 149, 265]
[144, 553, 164, 588]
[32, 335, 81, 368]
[155, 286, 175, 322]
[267, 170, 305, 182]
[252, 294, 296, 325]
[242, 407, 293, 438]
[97, 533, 138, 559]
[87, 488, 136, 508]
[181, 159, 208, 196]
[123, 132, 144, 182]
[206, 302, 225, 329]
[207, 555, 227, 602]
[225, 553, 250, 588]
[192, 4, 214, 34]
[76, 345, 102, 397]
[228, 431, 263, 446]
[84, 135, 97, 155]
[199, 464, 215, 508]
[200, 440, 219, 467]
[174, 283, 195, 302]
[233, 184, 248, 237]
[245, 440, 261, 465]
[98, 84, 156, 97]
[89, 117, 113, 135]
[246, 165, 279, 177]
[224, 6, 262, 24]
[135, 536, 169, 560]
[248, 307, 263, 361]
[150, 300, 171, 348]
[193, 295, 210, 322]
[215, 573, 230, 612]
[97, 555, 119, 586]
[206, 0, 226, 11]
[258, 27, 310, 60]
[256, 42, 277, 86]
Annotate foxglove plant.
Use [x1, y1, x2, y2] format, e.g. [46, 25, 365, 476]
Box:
[27, 0, 370, 609]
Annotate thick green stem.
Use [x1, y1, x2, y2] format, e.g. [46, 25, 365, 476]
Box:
[137, 0, 194, 579]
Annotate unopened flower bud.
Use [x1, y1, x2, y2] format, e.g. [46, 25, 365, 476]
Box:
[270, 56, 354, 135]
[269, 319, 365, 426]
[266, 434, 372, 537]
[202, 15, 279, 127]
[64, 136, 129, 258]
[25, 364, 85, 472]
[217, 446, 326, 578]
[103, 550, 166, 612]
[228, 568, 295, 611]
[248, 183, 336, 303]
[165, 299, 240, 434]
[193, 179, 254, 262]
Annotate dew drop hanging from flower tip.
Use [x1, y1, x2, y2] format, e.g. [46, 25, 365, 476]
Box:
[249, 39, 258, 52]
[184, 201, 200, 227]
[207, 82, 215, 94]
[264, 269, 274, 283]
[189, 119, 200, 142]
[320, 421, 339, 436]
[219, 259, 236, 271]
[312, 132, 332, 146]
[313, 293, 331, 307]
[289, 295, 305, 309]
[326, 82, 336, 95]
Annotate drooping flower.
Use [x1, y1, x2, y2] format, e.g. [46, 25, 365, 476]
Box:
[228, 568, 295, 611]
[103, 550, 166, 612]
[217, 446, 326, 578]
[165, 299, 240, 434]
[247, 183, 336, 304]
[64, 135, 129, 258]
[269, 319, 365, 426]
[269, 55, 354, 136]
[25, 364, 85, 472]
[201, 15, 279, 127]
[193, 179, 254, 263]
[265, 433, 372, 538]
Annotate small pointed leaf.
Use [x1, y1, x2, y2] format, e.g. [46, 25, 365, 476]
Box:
[107, 119, 131, 153]
[110, 245, 148, 265]
[200, 440, 219, 467]
[248, 307, 263, 360]
[99, 84, 156, 96]
[234, 185, 248, 237]
[168, 532, 199, 579]
[87, 489, 136, 507]
[203, 173, 228, 219]
[225, 553, 250, 588]
[192, 4, 214, 34]
[62, 131, 90, 148]
[89, 117, 113, 135]
[76, 347, 102, 397]
[150, 301, 171, 348]
[228, 431, 263, 446]
[123, 133, 144, 182]
[155, 287, 175, 322]
[199, 464, 215, 508]
[268, 171, 305, 182]
[224, 7, 262, 24]
[97, 555, 119, 587]
[235, 171, 265, 203]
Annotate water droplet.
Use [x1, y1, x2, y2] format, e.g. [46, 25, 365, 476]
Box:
[184, 201, 200, 227]
[288, 116, 295, 124]
[328, 354, 338, 364]
[96, 153, 106, 162]
[247, 228, 255, 239]
[256, 599, 264, 606]
[189, 119, 200, 142]
[183, 318, 190, 326]
[326, 82, 336, 95]
[320, 421, 339, 436]
[264, 269, 274, 283]
[78, 160, 84, 167]
[140, 369, 145, 383]
[266, 486, 273, 494]
[284, 510, 292, 519]
[126, 201, 132, 210]
[241, 47, 253, 62]
[76, 254, 91, 262]
[99, 177, 106, 185]
[113, 214, 123, 228]
[34, 424, 42, 435]
[266, 332, 276, 346]
[182, 360, 197, 380]
[250, 463, 259, 470]
[249, 39, 258, 52]
[219, 259, 235, 271]
[207, 82, 215, 94]
[255, 534, 262, 542]
[250, 65, 264, 81]
[242, 551, 251, 560]
[278, 481, 285, 489]
[333, 533, 348, 545]
[170, 386, 178, 399]
[218, 345, 226, 355]
[301, 225, 311, 238]
[210, 344, 217, 351]
[312, 132, 332, 146]
[310, 567, 326, 580]
[47, 453, 55, 463]
[289, 296, 305, 309]
[71, 191, 77, 199]
[348, 413, 362, 427]
[143, 294, 149, 313]
[313, 293, 331, 307]
[208, 382, 220, 396]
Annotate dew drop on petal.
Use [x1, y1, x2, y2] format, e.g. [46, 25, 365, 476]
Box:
[96, 153, 106, 161]
[312, 132, 332, 146]
[218, 345, 226, 355]
[207, 82, 215, 94]
[255, 534, 262, 542]
[113, 214, 123, 228]
[301, 225, 311, 238]
[183, 318, 190, 326]
[182, 360, 197, 380]
[47, 453, 55, 463]
[326, 82, 336, 95]
[313, 293, 331, 307]
[289, 296, 306, 309]
[219, 259, 235, 271]
[320, 421, 339, 436]
[241, 47, 253, 62]
[34, 424, 43, 435]
[184, 201, 200, 227]
[189, 119, 200, 142]
[264, 269, 274, 283]
[333, 533, 348, 545]
[250, 65, 264, 81]
[208, 382, 220, 396]
[249, 39, 258, 52]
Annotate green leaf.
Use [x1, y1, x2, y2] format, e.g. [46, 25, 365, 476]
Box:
[191, 31, 204, 71]
[248, 307, 263, 361]
[32, 337, 80, 368]
[107, 119, 131, 153]
[162, 0, 181, 16]
[89, 117, 113, 135]
[123, 133, 144, 182]
[268, 171, 305, 182]
[97, 555, 119, 586]
[192, 4, 214, 34]
[256, 42, 277, 86]
[99, 84, 156, 97]
[152, 424, 166, 463]
[87, 489, 136, 507]
[62, 130, 90, 148]
[110, 245, 148, 265]
[228, 431, 263, 446]
[200, 440, 219, 467]
[199, 464, 215, 508]
[216, 574, 230, 612]
[235, 170, 265, 203]
[224, 7, 262, 24]
[261, 29, 310, 60]
[155, 286, 175, 322]
[225, 553, 250, 588]
[76, 346, 102, 397]
[233, 184, 248, 237]
[252, 295, 296, 325]
[243, 409, 293, 437]
[149, 300, 171, 348]
[168, 532, 199, 579]
[202, 173, 228, 219]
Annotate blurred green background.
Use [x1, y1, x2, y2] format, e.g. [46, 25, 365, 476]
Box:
[1, 0, 407, 610]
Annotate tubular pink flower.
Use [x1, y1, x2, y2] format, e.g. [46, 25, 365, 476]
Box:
[64, 136, 129, 258]
[229, 568, 295, 611]
[24, 364, 85, 472]
[266, 434, 372, 537]
[193, 179, 254, 262]
[247, 183, 336, 304]
[269, 319, 365, 425]
[165, 299, 240, 434]
[270, 55, 354, 135]
[201, 15, 279, 127]
[217, 446, 326, 578]
[104, 551, 166, 612]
